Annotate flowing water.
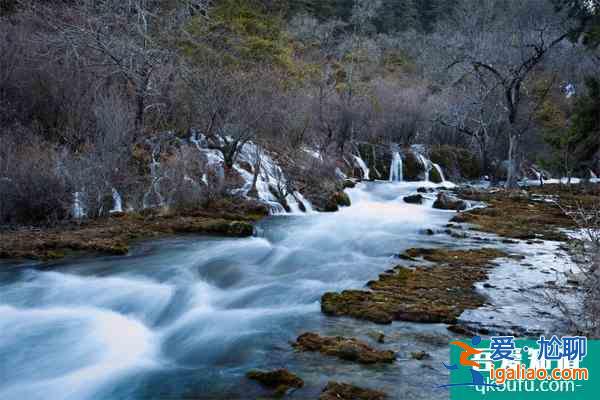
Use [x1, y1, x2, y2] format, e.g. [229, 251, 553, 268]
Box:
[0, 181, 570, 399]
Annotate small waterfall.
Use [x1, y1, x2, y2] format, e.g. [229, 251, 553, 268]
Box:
[416, 153, 432, 181]
[233, 141, 315, 215]
[143, 145, 165, 209]
[72, 192, 86, 218]
[110, 188, 123, 213]
[353, 155, 370, 180]
[432, 163, 445, 182]
[295, 191, 314, 213]
[389, 151, 403, 182]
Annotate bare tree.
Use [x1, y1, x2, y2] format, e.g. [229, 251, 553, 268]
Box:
[442, 0, 579, 187]
[435, 74, 506, 175]
[40, 0, 174, 140]
[183, 62, 273, 170]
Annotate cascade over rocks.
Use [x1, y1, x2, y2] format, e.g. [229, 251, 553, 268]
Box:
[351, 143, 448, 183]
[430, 145, 482, 181]
[119, 131, 323, 216]
[357, 143, 393, 180]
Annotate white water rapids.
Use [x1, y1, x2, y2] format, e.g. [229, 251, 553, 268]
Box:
[0, 181, 576, 399]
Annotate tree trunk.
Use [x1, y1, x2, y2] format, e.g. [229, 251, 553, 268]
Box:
[505, 133, 518, 188]
[134, 93, 144, 141]
[478, 134, 488, 177]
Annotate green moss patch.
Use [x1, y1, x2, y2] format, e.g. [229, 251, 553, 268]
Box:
[321, 248, 506, 325]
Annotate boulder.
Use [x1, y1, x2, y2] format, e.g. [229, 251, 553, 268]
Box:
[432, 192, 468, 211]
[343, 180, 357, 189]
[403, 194, 424, 204]
[320, 382, 387, 400]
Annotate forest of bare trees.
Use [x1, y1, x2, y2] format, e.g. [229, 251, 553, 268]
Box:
[1, 0, 599, 225]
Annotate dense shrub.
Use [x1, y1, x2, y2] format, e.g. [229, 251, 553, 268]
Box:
[0, 129, 70, 225]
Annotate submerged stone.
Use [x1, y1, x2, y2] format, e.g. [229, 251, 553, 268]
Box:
[320, 382, 387, 400]
[293, 332, 396, 364]
[410, 351, 431, 360]
[246, 369, 303, 396]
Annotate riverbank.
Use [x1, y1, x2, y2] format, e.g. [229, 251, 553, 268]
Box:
[452, 182, 598, 241]
[0, 199, 269, 260]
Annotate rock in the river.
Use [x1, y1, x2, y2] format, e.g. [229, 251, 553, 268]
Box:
[410, 351, 431, 360]
[293, 332, 396, 364]
[343, 180, 357, 189]
[367, 331, 385, 343]
[246, 369, 303, 396]
[321, 248, 506, 325]
[403, 194, 424, 204]
[433, 192, 468, 211]
[324, 191, 352, 212]
[320, 382, 387, 400]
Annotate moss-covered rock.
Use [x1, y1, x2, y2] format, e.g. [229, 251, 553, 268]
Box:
[403, 151, 424, 181]
[343, 180, 357, 189]
[0, 201, 263, 260]
[411, 351, 431, 360]
[246, 369, 303, 396]
[321, 248, 506, 325]
[450, 185, 585, 241]
[335, 191, 351, 207]
[293, 332, 396, 364]
[323, 191, 352, 212]
[429, 164, 444, 183]
[320, 382, 387, 400]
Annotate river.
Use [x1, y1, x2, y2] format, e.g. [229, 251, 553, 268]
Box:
[0, 181, 571, 399]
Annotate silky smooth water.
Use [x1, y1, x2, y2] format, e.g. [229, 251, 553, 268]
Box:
[0, 182, 470, 399]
